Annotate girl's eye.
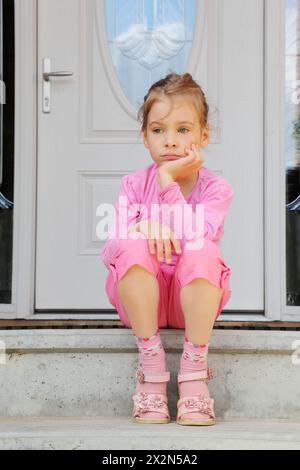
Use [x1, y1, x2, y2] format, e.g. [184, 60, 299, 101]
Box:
[152, 128, 190, 134]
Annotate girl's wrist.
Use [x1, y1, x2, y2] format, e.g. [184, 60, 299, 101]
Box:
[158, 169, 175, 189]
[128, 222, 140, 234]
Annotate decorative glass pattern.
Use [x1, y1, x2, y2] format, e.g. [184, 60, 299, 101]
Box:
[285, 0, 300, 306]
[104, 0, 196, 108]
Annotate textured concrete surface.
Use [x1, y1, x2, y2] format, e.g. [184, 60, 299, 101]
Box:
[0, 329, 299, 419]
[0, 416, 300, 450]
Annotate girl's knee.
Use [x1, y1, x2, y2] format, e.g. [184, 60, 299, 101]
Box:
[109, 236, 162, 284]
[115, 235, 150, 255]
[120, 263, 155, 280]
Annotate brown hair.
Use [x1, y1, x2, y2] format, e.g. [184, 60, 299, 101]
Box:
[138, 72, 209, 133]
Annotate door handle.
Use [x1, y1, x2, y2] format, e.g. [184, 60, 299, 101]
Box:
[43, 71, 74, 81]
[42, 58, 74, 113]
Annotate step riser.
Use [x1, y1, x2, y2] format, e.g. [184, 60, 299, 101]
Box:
[0, 350, 299, 419]
[1, 435, 299, 450]
[1, 417, 300, 450]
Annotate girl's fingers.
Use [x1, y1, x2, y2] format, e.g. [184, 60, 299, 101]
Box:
[148, 239, 155, 255]
[163, 239, 172, 264]
[171, 235, 182, 254]
[156, 238, 164, 262]
[152, 239, 182, 263]
[147, 222, 184, 262]
[193, 144, 204, 163]
[191, 144, 199, 159]
[185, 147, 199, 164]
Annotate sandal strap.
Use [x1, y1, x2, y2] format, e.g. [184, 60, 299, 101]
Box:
[136, 369, 170, 384]
[177, 367, 213, 384]
[132, 391, 170, 418]
[177, 395, 215, 420]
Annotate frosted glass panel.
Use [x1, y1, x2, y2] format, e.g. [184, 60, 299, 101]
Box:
[104, 0, 196, 108]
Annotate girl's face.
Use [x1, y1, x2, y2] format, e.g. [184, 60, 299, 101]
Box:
[143, 95, 209, 167]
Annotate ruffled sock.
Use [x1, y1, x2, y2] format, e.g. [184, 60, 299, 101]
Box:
[179, 336, 211, 420]
[134, 329, 168, 419]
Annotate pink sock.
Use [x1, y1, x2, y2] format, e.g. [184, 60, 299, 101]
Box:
[178, 337, 212, 420]
[179, 336, 209, 397]
[134, 329, 167, 418]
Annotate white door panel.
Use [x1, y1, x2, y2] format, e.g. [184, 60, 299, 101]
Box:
[36, 0, 264, 311]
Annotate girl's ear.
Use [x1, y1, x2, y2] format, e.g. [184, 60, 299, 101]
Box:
[201, 125, 209, 147]
[143, 131, 149, 148]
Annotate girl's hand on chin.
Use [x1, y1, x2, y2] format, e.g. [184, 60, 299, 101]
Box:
[159, 144, 204, 182]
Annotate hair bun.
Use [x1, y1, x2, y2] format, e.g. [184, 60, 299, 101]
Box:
[182, 73, 192, 82]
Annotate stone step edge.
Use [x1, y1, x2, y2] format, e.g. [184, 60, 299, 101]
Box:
[1, 329, 300, 354]
[0, 417, 300, 450]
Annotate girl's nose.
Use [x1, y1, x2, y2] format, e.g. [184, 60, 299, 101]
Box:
[165, 143, 177, 148]
[165, 134, 178, 148]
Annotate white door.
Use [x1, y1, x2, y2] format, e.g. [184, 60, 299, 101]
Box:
[36, 0, 264, 313]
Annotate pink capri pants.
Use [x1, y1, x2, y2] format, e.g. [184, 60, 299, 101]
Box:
[104, 233, 232, 329]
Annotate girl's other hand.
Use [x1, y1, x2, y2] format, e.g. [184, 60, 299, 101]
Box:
[159, 144, 204, 182]
[138, 219, 182, 264]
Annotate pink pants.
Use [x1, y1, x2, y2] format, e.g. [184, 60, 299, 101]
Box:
[104, 234, 232, 329]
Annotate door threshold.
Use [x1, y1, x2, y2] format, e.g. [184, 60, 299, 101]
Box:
[1, 315, 300, 329]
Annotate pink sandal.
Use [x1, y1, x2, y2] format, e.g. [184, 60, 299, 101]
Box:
[132, 369, 171, 424]
[176, 367, 216, 426]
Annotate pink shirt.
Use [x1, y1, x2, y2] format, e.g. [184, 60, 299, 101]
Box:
[100, 162, 234, 268]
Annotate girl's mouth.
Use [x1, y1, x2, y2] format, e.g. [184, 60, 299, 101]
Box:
[162, 155, 182, 160]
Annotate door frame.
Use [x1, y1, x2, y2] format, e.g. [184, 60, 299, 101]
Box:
[0, 0, 37, 319]
[0, 0, 295, 321]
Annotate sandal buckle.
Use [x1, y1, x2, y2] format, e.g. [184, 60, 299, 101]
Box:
[207, 367, 213, 381]
[136, 369, 145, 384]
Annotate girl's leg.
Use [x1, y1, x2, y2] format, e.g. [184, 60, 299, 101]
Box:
[172, 239, 226, 423]
[180, 277, 222, 346]
[117, 264, 160, 338]
[117, 263, 168, 421]
[176, 279, 222, 423]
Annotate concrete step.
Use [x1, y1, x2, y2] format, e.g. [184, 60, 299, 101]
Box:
[0, 416, 300, 450]
[0, 329, 300, 419]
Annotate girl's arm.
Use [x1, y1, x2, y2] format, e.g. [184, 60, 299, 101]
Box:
[158, 178, 234, 244]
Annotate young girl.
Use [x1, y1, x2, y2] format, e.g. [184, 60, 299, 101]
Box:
[100, 73, 234, 426]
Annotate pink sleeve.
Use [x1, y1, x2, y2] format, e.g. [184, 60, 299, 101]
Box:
[158, 178, 234, 243]
[99, 174, 140, 268]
